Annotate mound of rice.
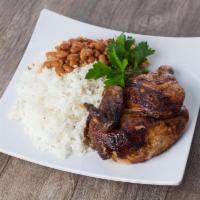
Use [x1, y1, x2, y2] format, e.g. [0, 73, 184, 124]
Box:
[9, 64, 104, 158]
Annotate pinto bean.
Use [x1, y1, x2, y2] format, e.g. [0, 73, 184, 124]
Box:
[43, 60, 63, 69]
[98, 54, 108, 64]
[56, 50, 68, 58]
[94, 50, 101, 58]
[71, 41, 83, 53]
[63, 65, 74, 73]
[46, 52, 57, 61]
[55, 65, 65, 76]
[69, 60, 78, 67]
[87, 56, 95, 64]
[59, 41, 71, 50]
[80, 48, 93, 61]
[94, 41, 106, 52]
[88, 42, 95, 48]
[67, 53, 79, 61]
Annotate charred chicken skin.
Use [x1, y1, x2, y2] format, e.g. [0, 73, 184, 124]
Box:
[125, 65, 185, 118]
[84, 66, 189, 163]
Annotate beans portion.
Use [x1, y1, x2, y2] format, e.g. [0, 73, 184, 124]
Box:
[42, 37, 111, 76]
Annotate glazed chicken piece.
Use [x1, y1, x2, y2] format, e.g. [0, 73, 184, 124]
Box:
[84, 66, 189, 163]
[88, 106, 188, 162]
[84, 85, 124, 149]
[125, 66, 185, 118]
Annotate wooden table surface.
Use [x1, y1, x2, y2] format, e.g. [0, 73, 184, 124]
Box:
[1, 0, 200, 199]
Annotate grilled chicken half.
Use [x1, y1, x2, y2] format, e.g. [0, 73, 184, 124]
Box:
[84, 66, 189, 163]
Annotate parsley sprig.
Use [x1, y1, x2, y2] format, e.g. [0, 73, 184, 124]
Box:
[85, 33, 155, 87]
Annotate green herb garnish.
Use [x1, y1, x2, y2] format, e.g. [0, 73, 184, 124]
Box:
[85, 33, 155, 87]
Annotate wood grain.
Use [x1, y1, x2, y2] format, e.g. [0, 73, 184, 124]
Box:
[0, 0, 200, 199]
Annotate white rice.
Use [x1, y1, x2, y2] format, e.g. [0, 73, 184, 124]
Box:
[9, 64, 104, 158]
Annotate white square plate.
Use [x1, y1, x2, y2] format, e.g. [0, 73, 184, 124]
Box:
[0, 9, 200, 185]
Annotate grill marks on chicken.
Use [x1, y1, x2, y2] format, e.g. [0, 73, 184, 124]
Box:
[84, 66, 189, 163]
[108, 107, 188, 163]
[125, 65, 185, 118]
[84, 86, 124, 153]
